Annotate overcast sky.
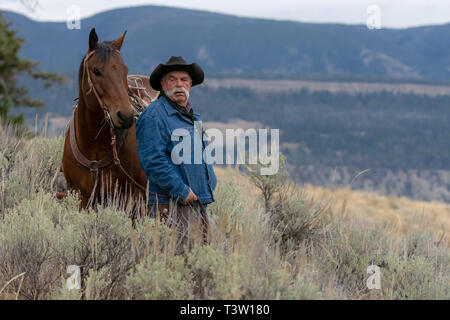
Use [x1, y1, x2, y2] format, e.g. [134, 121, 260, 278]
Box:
[1, 0, 450, 28]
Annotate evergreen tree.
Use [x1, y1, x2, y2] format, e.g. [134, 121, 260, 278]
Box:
[0, 11, 64, 130]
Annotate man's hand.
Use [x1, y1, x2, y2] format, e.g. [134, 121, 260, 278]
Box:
[182, 188, 198, 205]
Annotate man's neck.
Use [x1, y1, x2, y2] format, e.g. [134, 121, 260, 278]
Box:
[176, 101, 188, 107]
[163, 91, 191, 112]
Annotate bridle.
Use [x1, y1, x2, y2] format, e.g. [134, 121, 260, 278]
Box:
[81, 49, 116, 129]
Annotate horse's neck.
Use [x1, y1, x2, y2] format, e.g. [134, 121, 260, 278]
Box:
[74, 96, 112, 159]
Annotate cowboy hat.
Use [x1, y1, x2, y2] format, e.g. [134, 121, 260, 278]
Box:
[149, 56, 204, 91]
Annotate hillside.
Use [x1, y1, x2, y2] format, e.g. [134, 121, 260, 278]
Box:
[0, 126, 448, 300]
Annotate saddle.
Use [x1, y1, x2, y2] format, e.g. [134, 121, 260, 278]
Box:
[127, 74, 160, 117]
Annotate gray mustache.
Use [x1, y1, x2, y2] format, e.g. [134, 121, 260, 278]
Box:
[166, 87, 190, 99]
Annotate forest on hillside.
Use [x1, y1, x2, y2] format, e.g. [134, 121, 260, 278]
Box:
[193, 88, 450, 170]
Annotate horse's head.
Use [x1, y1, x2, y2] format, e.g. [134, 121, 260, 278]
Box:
[80, 28, 134, 129]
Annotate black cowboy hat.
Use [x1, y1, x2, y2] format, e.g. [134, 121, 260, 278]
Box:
[149, 56, 204, 91]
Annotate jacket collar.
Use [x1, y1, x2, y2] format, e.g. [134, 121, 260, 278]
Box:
[160, 95, 200, 117]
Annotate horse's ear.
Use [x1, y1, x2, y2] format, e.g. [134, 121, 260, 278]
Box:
[89, 28, 98, 51]
[113, 30, 127, 51]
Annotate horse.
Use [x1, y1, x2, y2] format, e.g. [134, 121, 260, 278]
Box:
[61, 28, 158, 218]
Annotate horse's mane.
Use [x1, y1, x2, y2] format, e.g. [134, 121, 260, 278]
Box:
[78, 40, 117, 84]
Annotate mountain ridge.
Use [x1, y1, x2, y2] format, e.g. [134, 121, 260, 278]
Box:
[3, 5, 450, 81]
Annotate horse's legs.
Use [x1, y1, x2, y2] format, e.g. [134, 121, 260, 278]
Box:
[79, 196, 87, 211]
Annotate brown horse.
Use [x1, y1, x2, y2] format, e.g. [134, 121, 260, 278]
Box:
[61, 28, 157, 217]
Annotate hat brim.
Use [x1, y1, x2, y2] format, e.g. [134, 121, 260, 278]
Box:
[149, 63, 204, 91]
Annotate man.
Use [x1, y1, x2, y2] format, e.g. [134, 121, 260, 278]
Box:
[136, 56, 217, 247]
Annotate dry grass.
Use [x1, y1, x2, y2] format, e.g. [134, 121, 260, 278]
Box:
[304, 185, 449, 245]
[214, 166, 449, 245]
[0, 123, 448, 300]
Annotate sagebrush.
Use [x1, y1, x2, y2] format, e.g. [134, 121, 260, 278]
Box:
[0, 123, 448, 300]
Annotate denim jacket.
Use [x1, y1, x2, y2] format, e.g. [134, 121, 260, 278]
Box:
[136, 95, 217, 206]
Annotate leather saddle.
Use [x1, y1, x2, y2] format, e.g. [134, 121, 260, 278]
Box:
[127, 74, 160, 117]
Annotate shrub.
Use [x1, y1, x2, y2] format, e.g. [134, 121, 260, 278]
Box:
[186, 245, 244, 299]
[0, 136, 63, 210]
[0, 193, 61, 299]
[243, 152, 288, 212]
[270, 184, 326, 252]
[206, 172, 247, 253]
[56, 206, 136, 299]
[84, 267, 112, 300]
[125, 254, 191, 300]
[312, 217, 389, 298]
[380, 232, 450, 299]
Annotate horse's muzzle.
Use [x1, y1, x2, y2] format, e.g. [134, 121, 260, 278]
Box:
[117, 111, 134, 129]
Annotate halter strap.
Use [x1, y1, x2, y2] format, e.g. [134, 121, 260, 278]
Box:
[81, 49, 115, 128]
[69, 106, 114, 173]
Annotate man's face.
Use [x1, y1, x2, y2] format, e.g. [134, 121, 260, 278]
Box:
[161, 70, 192, 106]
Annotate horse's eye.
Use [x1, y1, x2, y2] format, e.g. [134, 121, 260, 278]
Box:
[92, 68, 101, 76]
